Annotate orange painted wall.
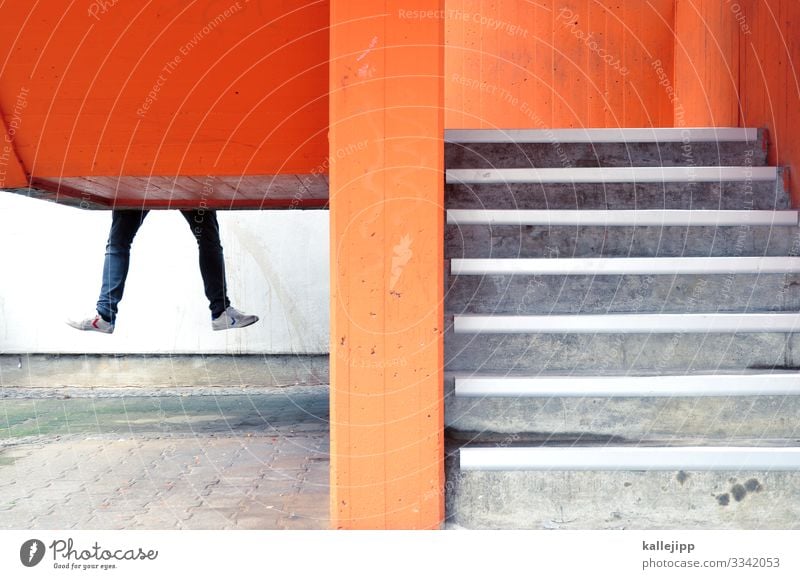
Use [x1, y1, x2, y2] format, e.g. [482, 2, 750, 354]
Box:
[0, 1, 328, 179]
[738, 0, 800, 202]
[445, 0, 676, 129]
[673, 0, 740, 127]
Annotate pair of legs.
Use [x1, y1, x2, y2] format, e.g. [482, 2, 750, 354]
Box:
[96, 209, 231, 324]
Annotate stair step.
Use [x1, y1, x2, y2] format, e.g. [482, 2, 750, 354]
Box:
[453, 372, 800, 397]
[446, 180, 788, 210]
[459, 446, 800, 471]
[447, 209, 798, 227]
[445, 467, 800, 529]
[446, 224, 800, 259]
[447, 166, 777, 184]
[454, 313, 800, 334]
[446, 273, 796, 314]
[446, 141, 768, 169]
[451, 256, 800, 276]
[446, 381, 800, 438]
[445, 127, 761, 143]
[442, 125, 797, 530]
[445, 331, 795, 373]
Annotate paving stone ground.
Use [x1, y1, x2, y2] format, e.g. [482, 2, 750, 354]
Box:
[0, 386, 330, 530]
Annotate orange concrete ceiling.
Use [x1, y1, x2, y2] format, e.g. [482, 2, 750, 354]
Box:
[0, 0, 329, 209]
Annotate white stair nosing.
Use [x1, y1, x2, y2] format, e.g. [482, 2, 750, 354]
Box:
[453, 313, 800, 334]
[451, 257, 800, 276]
[459, 446, 800, 471]
[446, 166, 777, 184]
[445, 127, 759, 144]
[447, 209, 799, 227]
[455, 374, 800, 397]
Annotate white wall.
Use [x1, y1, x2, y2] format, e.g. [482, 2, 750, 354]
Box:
[0, 192, 330, 354]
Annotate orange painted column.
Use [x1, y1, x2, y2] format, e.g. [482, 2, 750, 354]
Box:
[674, 0, 740, 126]
[329, 1, 445, 529]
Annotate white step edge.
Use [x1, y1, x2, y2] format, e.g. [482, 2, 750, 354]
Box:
[459, 446, 800, 471]
[446, 166, 777, 184]
[445, 127, 759, 144]
[453, 313, 800, 334]
[447, 209, 799, 227]
[451, 256, 800, 276]
[454, 373, 800, 397]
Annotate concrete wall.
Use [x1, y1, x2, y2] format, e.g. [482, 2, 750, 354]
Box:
[0, 193, 329, 354]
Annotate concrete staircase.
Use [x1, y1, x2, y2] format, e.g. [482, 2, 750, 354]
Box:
[443, 128, 800, 529]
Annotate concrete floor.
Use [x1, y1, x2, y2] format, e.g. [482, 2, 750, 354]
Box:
[0, 385, 330, 529]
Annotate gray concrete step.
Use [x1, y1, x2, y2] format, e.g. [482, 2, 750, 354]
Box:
[446, 141, 768, 169]
[446, 177, 789, 210]
[445, 224, 800, 258]
[445, 128, 768, 169]
[445, 272, 800, 315]
[444, 325, 799, 373]
[444, 372, 800, 438]
[444, 458, 800, 529]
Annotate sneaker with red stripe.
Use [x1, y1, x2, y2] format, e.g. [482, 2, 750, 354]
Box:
[66, 314, 115, 334]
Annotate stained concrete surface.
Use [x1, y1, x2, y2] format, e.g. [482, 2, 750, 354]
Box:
[0, 385, 330, 530]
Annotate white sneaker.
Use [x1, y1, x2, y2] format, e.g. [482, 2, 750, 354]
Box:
[66, 314, 115, 334]
[212, 306, 259, 331]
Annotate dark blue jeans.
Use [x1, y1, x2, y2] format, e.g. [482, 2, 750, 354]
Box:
[96, 209, 231, 323]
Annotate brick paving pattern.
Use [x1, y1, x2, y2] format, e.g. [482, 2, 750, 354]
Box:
[0, 387, 330, 530]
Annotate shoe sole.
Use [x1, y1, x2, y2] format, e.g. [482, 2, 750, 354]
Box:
[212, 316, 259, 331]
